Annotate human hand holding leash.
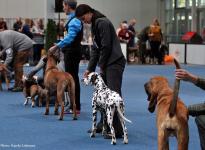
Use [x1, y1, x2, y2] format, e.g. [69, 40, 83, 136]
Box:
[48, 45, 58, 54]
[84, 70, 90, 78]
[48, 44, 59, 54]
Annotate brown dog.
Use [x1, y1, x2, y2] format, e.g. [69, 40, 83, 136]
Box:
[0, 64, 10, 91]
[23, 84, 47, 107]
[44, 52, 77, 120]
[144, 76, 189, 150]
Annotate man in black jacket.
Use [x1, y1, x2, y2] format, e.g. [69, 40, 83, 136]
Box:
[76, 4, 126, 138]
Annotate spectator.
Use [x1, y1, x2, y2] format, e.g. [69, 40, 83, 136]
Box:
[148, 18, 163, 64]
[118, 22, 132, 44]
[21, 18, 33, 39]
[0, 30, 33, 92]
[76, 4, 126, 139]
[0, 18, 8, 31]
[49, 0, 82, 114]
[13, 17, 23, 32]
[57, 19, 65, 40]
[81, 23, 92, 61]
[116, 22, 123, 36]
[128, 19, 137, 48]
[137, 26, 150, 64]
[31, 19, 45, 65]
[175, 69, 205, 150]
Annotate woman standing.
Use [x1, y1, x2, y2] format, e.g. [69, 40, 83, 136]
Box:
[148, 18, 163, 64]
[76, 4, 126, 138]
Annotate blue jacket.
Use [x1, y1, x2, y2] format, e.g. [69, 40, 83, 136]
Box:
[57, 12, 82, 49]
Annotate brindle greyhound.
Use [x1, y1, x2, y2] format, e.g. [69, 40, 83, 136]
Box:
[44, 52, 77, 120]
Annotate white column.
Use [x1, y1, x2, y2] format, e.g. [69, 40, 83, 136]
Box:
[44, 0, 47, 27]
[191, 0, 197, 31]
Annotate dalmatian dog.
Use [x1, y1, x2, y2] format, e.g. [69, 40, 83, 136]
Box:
[82, 72, 132, 145]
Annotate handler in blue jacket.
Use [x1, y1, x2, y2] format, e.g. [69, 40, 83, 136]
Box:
[49, 0, 83, 114]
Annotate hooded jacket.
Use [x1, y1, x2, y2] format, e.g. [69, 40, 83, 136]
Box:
[87, 10, 125, 72]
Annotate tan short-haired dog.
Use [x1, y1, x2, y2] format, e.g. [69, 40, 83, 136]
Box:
[0, 64, 10, 91]
[144, 76, 189, 150]
[44, 52, 77, 121]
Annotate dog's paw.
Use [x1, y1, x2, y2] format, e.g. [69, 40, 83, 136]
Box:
[44, 111, 49, 115]
[111, 141, 116, 145]
[58, 117, 63, 121]
[90, 133, 95, 138]
[123, 139, 128, 144]
[31, 103, 35, 108]
[24, 100, 29, 106]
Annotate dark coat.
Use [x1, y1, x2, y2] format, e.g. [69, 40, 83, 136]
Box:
[137, 26, 150, 43]
[87, 13, 125, 72]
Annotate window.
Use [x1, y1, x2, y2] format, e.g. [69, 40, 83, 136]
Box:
[200, 0, 205, 5]
[176, 0, 186, 8]
[188, 0, 199, 7]
[166, 0, 175, 9]
[164, 0, 205, 42]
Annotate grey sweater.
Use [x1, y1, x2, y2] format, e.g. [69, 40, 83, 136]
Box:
[0, 30, 33, 52]
[0, 30, 33, 66]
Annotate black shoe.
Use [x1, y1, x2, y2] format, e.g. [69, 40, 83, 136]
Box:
[11, 87, 23, 92]
[8, 87, 14, 91]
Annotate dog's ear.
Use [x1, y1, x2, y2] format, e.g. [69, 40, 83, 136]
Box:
[91, 74, 97, 84]
[148, 92, 157, 113]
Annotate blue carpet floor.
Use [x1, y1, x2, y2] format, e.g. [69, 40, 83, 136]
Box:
[0, 64, 205, 150]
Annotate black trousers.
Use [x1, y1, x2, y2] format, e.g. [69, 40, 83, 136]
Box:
[101, 57, 126, 136]
[195, 116, 205, 150]
[138, 42, 147, 64]
[33, 44, 44, 65]
[64, 50, 81, 110]
[149, 41, 162, 64]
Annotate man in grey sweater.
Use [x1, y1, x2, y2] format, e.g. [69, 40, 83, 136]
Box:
[0, 30, 33, 92]
[176, 69, 205, 150]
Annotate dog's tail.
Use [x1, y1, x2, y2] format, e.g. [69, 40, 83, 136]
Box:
[169, 58, 181, 118]
[117, 107, 132, 123]
[68, 75, 77, 120]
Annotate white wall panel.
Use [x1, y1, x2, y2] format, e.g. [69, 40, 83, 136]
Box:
[0, 0, 44, 18]
[0, 0, 160, 30]
[77, 0, 158, 30]
[187, 44, 205, 65]
[169, 43, 185, 63]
